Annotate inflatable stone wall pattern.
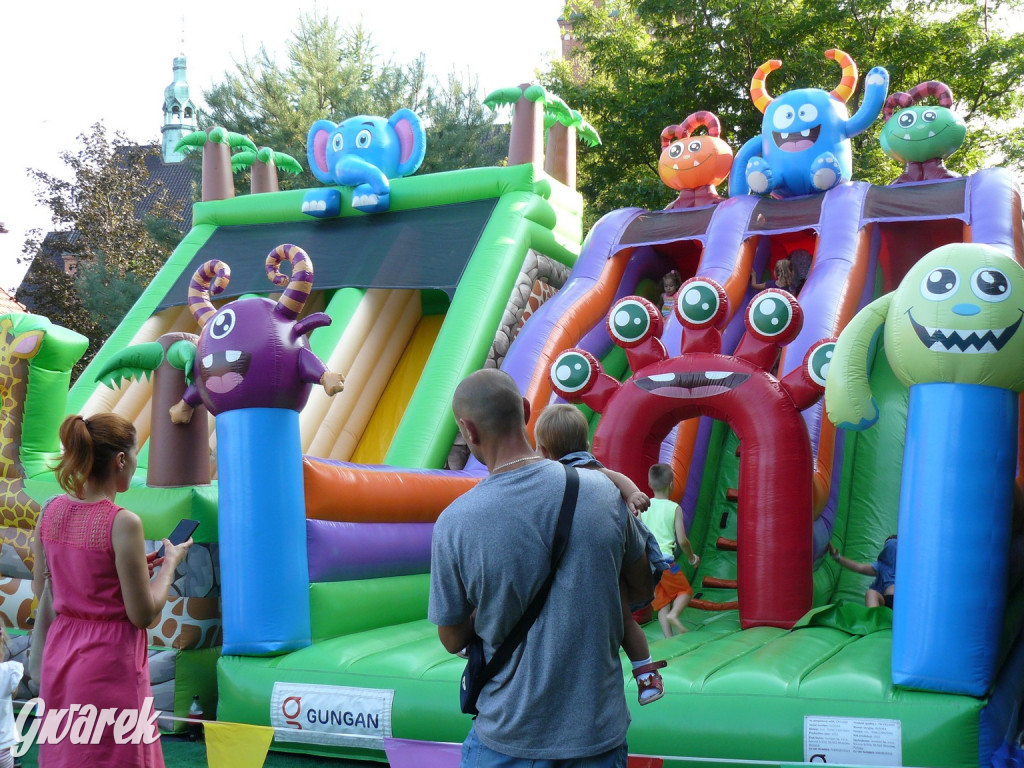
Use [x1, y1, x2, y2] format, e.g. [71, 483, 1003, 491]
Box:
[487, 250, 570, 369]
[0, 527, 33, 581]
[0, 576, 34, 630]
[149, 649, 179, 730]
[145, 541, 221, 650]
[161, 542, 220, 599]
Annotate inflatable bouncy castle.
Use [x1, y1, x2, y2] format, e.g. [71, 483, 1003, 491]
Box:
[2, 49, 1024, 767]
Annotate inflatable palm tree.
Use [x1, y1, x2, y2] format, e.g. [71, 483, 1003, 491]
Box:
[484, 85, 599, 188]
[175, 127, 257, 201]
[231, 147, 303, 194]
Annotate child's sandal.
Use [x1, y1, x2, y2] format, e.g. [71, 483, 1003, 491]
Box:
[633, 660, 667, 705]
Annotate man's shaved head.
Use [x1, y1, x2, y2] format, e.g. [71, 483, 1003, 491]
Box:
[453, 369, 525, 438]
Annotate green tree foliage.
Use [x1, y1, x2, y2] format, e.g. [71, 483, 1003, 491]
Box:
[203, 10, 506, 191]
[419, 73, 510, 175]
[16, 122, 184, 376]
[544, 0, 1024, 225]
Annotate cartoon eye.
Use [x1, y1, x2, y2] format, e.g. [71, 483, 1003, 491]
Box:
[607, 297, 661, 348]
[550, 349, 601, 397]
[355, 130, 372, 149]
[922, 109, 937, 123]
[804, 339, 837, 390]
[773, 106, 795, 131]
[921, 268, 959, 300]
[798, 104, 818, 122]
[668, 142, 684, 159]
[970, 267, 1011, 302]
[898, 112, 917, 128]
[209, 308, 236, 340]
[331, 133, 344, 152]
[675, 278, 727, 329]
[688, 140, 702, 152]
[746, 290, 801, 343]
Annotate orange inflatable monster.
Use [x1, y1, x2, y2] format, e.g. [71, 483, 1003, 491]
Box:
[659, 111, 733, 209]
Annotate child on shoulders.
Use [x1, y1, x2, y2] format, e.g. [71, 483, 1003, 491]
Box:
[535, 404, 669, 705]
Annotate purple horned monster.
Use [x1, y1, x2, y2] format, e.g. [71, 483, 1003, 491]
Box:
[169, 243, 345, 424]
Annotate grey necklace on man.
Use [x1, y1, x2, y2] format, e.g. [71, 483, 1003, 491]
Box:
[492, 455, 540, 473]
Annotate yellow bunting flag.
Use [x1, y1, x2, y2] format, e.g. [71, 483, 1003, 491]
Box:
[204, 721, 275, 768]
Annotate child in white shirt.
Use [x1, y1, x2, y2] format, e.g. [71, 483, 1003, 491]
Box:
[0, 629, 25, 768]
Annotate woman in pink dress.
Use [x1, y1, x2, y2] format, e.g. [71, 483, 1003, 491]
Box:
[31, 413, 192, 767]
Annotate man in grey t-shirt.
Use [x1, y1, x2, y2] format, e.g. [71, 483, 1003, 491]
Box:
[429, 369, 652, 767]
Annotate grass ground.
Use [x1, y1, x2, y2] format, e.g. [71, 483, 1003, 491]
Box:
[14, 735, 383, 767]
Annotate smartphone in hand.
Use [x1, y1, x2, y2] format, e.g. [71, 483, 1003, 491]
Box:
[156, 519, 200, 559]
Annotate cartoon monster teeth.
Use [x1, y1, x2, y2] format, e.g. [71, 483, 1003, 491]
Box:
[635, 371, 752, 398]
[826, 242, 1024, 696]
[551, 281, 835, 629]
[730, 48, 889, 197]
[170, 244, 345, 421]
[658, 111, 733, 210]
[880, 80, 966, 183]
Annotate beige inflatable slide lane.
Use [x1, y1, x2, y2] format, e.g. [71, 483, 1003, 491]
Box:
[304, 289, 422, 461]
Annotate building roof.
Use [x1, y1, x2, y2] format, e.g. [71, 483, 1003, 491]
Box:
[17, 145, 196, 311]
[140, 149, 195, 232]
[0, 287, 26, 314]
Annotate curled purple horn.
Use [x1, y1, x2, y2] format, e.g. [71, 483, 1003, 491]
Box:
[883, 91, 915, 121]
[188, 260, 231, 328]
[908, 80, 954, 108]
[266, 244, 314, 320]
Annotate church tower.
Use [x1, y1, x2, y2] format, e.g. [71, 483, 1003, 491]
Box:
[161, 54, 197, 163]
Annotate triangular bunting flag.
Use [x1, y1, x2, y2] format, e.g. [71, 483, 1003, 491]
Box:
[204, 721, 275, 768]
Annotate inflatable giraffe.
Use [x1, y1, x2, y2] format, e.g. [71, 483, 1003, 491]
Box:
[0, 317, 45, 578]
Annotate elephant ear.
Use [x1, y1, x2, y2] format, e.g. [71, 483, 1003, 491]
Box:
[307, 119, 338, 184]
[389, 108, 426, 177]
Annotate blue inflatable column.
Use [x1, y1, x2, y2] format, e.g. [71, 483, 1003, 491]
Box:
[892, 383, 1016, 695]
[217, 408, 311, 655]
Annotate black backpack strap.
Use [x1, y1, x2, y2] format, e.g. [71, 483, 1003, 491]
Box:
[479, 464, 579, 681]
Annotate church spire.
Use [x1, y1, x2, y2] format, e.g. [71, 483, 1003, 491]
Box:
[161, 47, 197, 163]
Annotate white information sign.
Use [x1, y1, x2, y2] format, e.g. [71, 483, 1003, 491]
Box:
[270, 682, 394, 749]
[804, 716, 902, 765]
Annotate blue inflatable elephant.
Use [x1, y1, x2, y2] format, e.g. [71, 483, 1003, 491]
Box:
[303, 108, 426, 215]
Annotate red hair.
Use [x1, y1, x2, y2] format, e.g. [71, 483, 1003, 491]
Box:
[54, 414, 136, 497]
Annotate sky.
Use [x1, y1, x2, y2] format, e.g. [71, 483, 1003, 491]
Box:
[3, 4, 1021, 296]
[0, 0, 566, 292]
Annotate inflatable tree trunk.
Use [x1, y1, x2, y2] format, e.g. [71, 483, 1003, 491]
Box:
[201, 128, 235, 202]
[507, 84, 544, 167]
[147, 333, 211, 488]
[250, 158, 280, 195]
[544, 122, 576, 188]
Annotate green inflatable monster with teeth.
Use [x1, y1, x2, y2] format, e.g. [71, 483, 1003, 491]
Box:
[826, 241, 1024, 696]
[827, 242, 1024, 429]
